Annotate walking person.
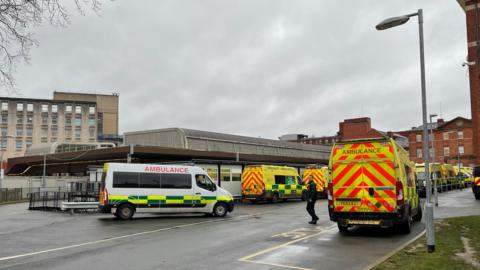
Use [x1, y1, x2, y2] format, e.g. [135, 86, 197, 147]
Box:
[306, 175, 319, 224]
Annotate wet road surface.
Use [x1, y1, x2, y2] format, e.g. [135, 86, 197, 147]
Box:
[0, 189, 478, 270]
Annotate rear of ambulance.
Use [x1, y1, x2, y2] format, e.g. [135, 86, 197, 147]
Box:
[98, 163, 111, 213]
[328, 139, 401, 229]
[241, 166, 265, 200]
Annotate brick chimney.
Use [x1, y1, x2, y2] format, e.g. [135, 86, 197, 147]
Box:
[339, 117, 383, 141]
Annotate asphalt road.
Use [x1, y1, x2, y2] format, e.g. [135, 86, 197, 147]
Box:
[0, 189, 478, 270]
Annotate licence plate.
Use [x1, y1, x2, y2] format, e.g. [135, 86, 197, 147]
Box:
[348, 220, 381, 225]
[335, 200, 359, 206]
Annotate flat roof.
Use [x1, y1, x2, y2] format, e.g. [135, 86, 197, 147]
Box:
[0, 96, 96, 105]
[6, 145, 328, 176]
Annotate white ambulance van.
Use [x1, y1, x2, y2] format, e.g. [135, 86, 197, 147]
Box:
[99, 163, 234, 220]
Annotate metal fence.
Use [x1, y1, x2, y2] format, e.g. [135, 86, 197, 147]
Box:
[28, 190, 99, 211]
[0, 188, 24, 203]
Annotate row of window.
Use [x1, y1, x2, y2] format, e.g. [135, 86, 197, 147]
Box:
[2, 115, 96, 127]
[113, 172, 193, 189]
[416, 146, 465, 158]
[415, 131, 464, 142]
[1, 103, 95, 114]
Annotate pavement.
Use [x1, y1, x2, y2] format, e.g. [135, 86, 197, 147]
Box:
[0, 189, 478, 270]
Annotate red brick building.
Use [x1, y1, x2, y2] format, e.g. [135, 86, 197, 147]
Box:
[405, 117, 475, 167]
[458, 1, 480, 165]
[287, 117, 408, 148]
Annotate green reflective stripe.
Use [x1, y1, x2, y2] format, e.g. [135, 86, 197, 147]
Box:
[107, 194, 232, 205]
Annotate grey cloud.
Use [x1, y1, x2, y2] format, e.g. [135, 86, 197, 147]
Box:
[12, 0, 470, 140]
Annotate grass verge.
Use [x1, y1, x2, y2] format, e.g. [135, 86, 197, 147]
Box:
[374, 216, 480, 270]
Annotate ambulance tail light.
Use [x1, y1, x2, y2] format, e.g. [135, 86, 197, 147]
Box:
[396, 181, 404, 206]
[327, 182, 333, 206]
[100, 188, 108, 205]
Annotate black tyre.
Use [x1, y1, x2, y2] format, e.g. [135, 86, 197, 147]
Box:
[116, 204, 134, 220]
[337, 223, 348, 233]
[413, 204, 422, 222]
[250, 199, 257, 204]
[475, 193, 480, 200]
[213, 202, 228, 217]
[399, 214, 412, 234]
[271, 193, 279, 204]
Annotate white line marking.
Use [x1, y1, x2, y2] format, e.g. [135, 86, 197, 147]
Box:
[0, 206, 296, 262]
[240, 259, 313, 270]
[240, 225, 337, 261]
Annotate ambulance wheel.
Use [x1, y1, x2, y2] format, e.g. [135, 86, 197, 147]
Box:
[337, 223, 348, 233]
[116, 204, 134, 220]
[413, 204, 422, 222]
[399, 214, 412, 234]
[475, 193, 480, 200]
[213, 202, 228, 217]
[271, 193, 279, 204]
[250, 199, 257, 204]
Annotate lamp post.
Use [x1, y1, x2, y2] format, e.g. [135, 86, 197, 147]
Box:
[429, 114, 438, 207]
[376, 9, 435, 253]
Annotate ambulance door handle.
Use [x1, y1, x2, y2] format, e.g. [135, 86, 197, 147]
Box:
[195, 192, 201, 195]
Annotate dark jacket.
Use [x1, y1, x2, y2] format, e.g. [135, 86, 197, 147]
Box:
[307, 181, 317, 201]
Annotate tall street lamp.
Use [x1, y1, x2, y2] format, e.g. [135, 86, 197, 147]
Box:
[429, 113, 438, 207]
[376, 9, 435, 253]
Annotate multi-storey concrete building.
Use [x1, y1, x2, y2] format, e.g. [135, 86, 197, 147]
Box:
[0, 92, 119, 164]
[53, 92, 120, 143]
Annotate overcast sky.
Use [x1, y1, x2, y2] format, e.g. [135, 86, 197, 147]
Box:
[11, 0, 471, 139]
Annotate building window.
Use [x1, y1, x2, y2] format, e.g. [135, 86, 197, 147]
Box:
[444, 146, 450, 157]
[16, 116, 23, 124]
[88, 116, 95, 126]
[443, 132, 449, 140]
[51, 116, 57, 125]
[26, 140, 32, 149]
[75, 106, 82, 114]
[75, 128, 81, 138]
[416, 148, 422, 158]
[66, 105, 72, 113]
[1, 102, 8, 111]
[27, 104, 33, 112]
[26, 128, 32, 137]
[429, 148, 434, 158]
[41, 104, 49, 112]
[458, 131, 464, 140]
[15, 140, 22, 151]
[16, 103, 23, 112]
[41, 137, 48, 143]
[459, 146, 465, 155]
[41, 128, 48, 138]
[51, 137, 57, 142]
[89, 128, 95, 139]
[75, 115, 82, 126]
[41, 116, 48, 125]
[16, 128, 23, 137]
[89, 107, 95, 114]
[65, 128, 72, 139]
[0, 138, 6, 150]
[66, 116, 72, 126]
[428, 133, 433, 141]
[26, 116, 33, 124]
[52, 105, 58, 113]
[416, 134, 422, 142]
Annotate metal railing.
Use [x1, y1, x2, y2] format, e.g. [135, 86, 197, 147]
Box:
[28, 189, 99, 211]
[0, 188, 24, 203]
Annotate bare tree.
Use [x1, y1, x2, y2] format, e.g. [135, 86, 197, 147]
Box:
[0, 0, 102, 93]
